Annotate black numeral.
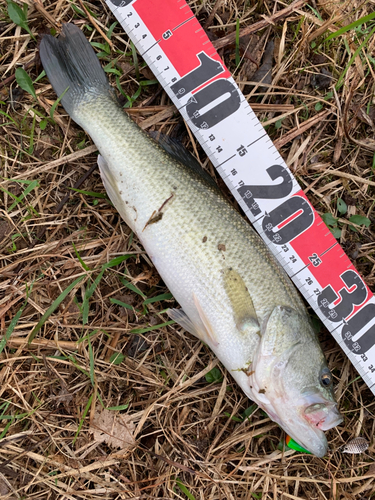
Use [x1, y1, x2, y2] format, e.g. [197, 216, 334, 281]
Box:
[318, 270, 367, 322]
[170, 52, 224, 98]
[342, 302, 375, 354]
[109, 0, 134, 8]
[163, 30, 172, 40]
[237, 145, 247, 157]
[262, 196, 314, 245]
[237, 165, 293, 217]
[186, 79, 241, 130]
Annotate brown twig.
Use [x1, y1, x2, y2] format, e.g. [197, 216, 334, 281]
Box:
[77, 0, 113, 48]
[32, 0, 61, 30]
[274, 109, 332, 149]
[0, 58, 36, 90]
[203, 0, 224, 30]
[212, 0, 308, 50]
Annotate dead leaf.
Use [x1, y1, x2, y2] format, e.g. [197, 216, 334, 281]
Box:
[351, 137, 375, 152]
[90, 409, 136, 450]
[126, 334, 149, 357]
[0, 220, 11, 241]
[140, 66, 155, 81]
[0, 477, 9, 496]
[354, 107, 375, 130]
[251, 40, 274, 89]
[311, 68, 333, 90]
[119, 61, 135, 77]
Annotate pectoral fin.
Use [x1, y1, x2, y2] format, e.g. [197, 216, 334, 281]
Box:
[223, 267, 260, 335]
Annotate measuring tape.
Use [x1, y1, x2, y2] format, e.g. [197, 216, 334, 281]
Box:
[105, 0, 375, 394]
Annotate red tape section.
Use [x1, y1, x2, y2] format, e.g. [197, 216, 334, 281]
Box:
[134, 0, 231, 81]
[290, 191, 371, 319]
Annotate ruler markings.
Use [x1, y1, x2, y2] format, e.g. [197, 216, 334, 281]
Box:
[106, 0, 375, 395]
[172, 15, 195, 31]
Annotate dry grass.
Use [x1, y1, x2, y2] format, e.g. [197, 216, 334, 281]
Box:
[1, 0, 375, 498]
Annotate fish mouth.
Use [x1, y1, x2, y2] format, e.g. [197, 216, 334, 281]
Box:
[286, 425, 328, 457]
[263, 398, 342, 457]
[304, 402, 343, 431]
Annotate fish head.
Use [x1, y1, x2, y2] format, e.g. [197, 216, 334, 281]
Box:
[249, 305, 342, 457]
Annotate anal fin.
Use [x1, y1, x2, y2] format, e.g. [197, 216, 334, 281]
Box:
[168, 303, 219, 348]
[168, 308, 199, 338]
[192, 293, 219, 347]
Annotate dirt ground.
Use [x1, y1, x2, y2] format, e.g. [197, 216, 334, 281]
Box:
[1, 0, 375, 498]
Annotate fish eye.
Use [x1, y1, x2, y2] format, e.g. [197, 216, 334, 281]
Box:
[320, 367, 333, 387]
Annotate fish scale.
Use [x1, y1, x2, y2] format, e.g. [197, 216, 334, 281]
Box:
[39, 23, 343, 457]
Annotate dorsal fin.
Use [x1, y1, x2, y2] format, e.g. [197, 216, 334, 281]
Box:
[148, 130, 218, 189]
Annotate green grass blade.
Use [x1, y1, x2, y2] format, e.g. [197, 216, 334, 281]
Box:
[336, 25, 375, 89]
[325, 12, 375, 43]
[82, 270, 105, 324]
[82, 255, 132, 324]
[109, 298, 134, 310]
[0, 298, 28, 355]
[88, 336, 95, 387]
[120, 277, 146, 298]
[175, 478, 196, 500]
[72, 242, 90, 272]
[50, 87, 69, 121]
[29, 276, 84, 343]
[8, 179, 39, 212]
[131, 320, 175, 334]
[106, 21, 117, 39]
[106, 403, 129, 411]
[68, 187, 107, 198]
[0, 110, 17, 126]
[0, 186, 22, 206]
[143, 292, 173, 305]
[73, 393, 93, 444]
[103, 255, 132, 269]
[130, 41, 140, 80]
[0, 416, 14, 439]
[235, 19, 240, 66]
[33, 70, 46, 83]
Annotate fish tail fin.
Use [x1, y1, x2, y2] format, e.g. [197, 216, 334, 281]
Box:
[39, 23, 116, 119]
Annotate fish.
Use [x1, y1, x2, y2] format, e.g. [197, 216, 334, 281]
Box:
[39, 23, 343, 457]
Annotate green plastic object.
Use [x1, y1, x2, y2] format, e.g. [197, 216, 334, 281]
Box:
[285, 435, 312, 454]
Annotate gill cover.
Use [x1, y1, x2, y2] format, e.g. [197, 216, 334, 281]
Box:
[254, 305, 302, 397]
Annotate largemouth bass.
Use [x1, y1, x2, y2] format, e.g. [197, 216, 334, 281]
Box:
[40, 23, 342, 457]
